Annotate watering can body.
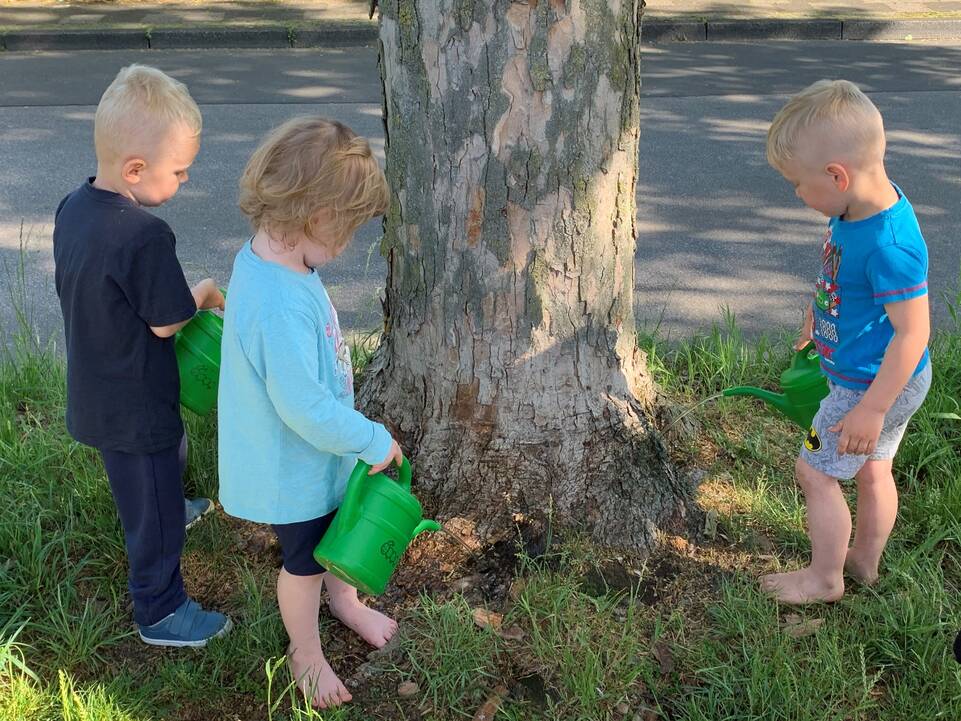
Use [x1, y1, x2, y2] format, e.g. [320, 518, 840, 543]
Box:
[722, 344, 829, 429]
[175, 309, 224, 416]
[314, 458, 441, 596]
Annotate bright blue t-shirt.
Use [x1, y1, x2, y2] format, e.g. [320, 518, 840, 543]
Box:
[812, 185, 929, 390]
[217, 241, 393, 524]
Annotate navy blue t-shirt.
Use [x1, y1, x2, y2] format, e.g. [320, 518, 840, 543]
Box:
[53, 179, 196, 453]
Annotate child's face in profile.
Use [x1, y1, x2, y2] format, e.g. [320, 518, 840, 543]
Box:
[780, 158, 848, 218]
[129, 124, 200, 207]
[302, 211, 350, 268]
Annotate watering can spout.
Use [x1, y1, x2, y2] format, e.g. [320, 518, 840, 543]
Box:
[412, 520, 442, 538]
[719, 344, 829, 430]
[722, 386, 794, 419]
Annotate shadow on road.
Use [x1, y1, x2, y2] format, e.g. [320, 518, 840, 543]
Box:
[1, 40, 959, 346]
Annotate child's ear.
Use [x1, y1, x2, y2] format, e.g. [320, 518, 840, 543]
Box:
[121, 158, 146, 185]
[825, 162, 850, 192]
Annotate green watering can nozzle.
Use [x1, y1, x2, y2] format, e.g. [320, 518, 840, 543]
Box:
[722, 385, 795, 419]
[412, 520, 442, 538]
[720, 341, 830, 430]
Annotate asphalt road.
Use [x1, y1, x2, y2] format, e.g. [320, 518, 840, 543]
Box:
[1, 41, 959, 347]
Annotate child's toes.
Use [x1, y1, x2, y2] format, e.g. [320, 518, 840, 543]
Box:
[317, 685, 351, 709]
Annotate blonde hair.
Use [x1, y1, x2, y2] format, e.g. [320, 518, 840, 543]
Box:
[767, 79, 884, 171]
[239, 117, 389, 249]
[94, 64, 202, 164]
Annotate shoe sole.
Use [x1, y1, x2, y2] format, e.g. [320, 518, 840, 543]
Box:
[139, 617, 233, 648]
[185, 501, 216, 531]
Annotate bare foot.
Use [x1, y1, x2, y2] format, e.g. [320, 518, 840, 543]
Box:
[287, 647, 352, 709]
[329, 596, 398, 648]
[844, 548, 880, 586]
[759, 568, 844, 604]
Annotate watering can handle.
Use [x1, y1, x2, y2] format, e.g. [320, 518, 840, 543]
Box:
[793, 341, 817, 366]
[339, 457, 412, 530]
[338, 461, 371, 531]
[398, 456, 412, 493]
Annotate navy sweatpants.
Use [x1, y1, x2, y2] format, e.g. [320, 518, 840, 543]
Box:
[100, 435, 188, 627]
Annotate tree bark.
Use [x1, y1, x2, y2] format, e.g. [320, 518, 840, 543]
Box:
[360, 0, 695, 552]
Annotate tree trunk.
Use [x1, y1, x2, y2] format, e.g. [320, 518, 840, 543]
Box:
[360, 0, 695, 552]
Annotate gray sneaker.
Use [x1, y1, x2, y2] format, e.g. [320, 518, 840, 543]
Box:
[185, 497, 214, 531]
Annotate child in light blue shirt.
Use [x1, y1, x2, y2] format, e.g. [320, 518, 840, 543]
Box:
[218, 117, 399, 710]
[218, 244, 391, 523]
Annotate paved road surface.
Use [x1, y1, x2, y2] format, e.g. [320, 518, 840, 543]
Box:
[1, 41, 959, 347]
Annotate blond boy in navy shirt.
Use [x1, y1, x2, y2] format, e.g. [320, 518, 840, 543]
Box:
[53, 65, 231, 645]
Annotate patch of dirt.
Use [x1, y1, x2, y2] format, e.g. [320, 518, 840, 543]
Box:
[382, 515, 545, 612]
[170, 700, 269, 721]
[226, 516, 283, 563]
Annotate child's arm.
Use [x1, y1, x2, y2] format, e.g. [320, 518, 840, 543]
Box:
[830, 295, 930, 455]
[257, 309, 396, 467]
[149, 279, 225, 338]
[795, 301, 814, 350]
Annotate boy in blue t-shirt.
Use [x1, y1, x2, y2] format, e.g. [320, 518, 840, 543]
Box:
[53, 65, 231, 645]
[760, 80, 931, 604]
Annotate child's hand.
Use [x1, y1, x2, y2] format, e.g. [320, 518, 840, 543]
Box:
[369, 440, 403, 475]
[794, 303, 814, 350]
[830, 403, 884, 455]
[192, 278, 225, 311]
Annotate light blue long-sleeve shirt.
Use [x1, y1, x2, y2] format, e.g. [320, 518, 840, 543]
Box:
[217, 241, 392, 524]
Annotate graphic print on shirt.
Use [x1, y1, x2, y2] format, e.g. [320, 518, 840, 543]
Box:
[813, 228, 841, 364]
[325, 303, 354, 397]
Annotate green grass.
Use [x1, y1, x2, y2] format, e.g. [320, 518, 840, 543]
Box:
[1, 288, 960, 718]
[402, 595, 501, 713]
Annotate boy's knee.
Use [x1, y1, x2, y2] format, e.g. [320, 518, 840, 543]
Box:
[855, 460, 893, 486]
[795, 457, 835, 491]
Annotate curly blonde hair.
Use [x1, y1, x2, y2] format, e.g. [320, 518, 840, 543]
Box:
[767, 79, 884, 171]
[239, 117, 389, 250]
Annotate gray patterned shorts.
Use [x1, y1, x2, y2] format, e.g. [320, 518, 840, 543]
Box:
[799, 363, 932, 480]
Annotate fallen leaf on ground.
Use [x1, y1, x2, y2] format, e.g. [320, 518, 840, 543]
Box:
[472, 608, 503, 632]
[508, 578, 527, 600]
[472, 685, 508, 720]
[652, 641, 674, 675]
[451, 574, 483, 593]
[397, 681, 419, 699]
[783, 618, 824, 638]
[666, 536, 691, 554]
[703, 510, 718, 539]
[498, 624, 525, 641]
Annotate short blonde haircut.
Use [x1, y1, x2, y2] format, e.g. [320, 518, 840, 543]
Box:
[95, 64, 202, 164]
[767, 79, 884, 171]
[239, 117, 389, 249]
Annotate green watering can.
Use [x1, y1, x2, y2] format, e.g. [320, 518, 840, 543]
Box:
[174, 293, 225, 416]
[314, 458, 441, 596]
[722, 343, 830, 430]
